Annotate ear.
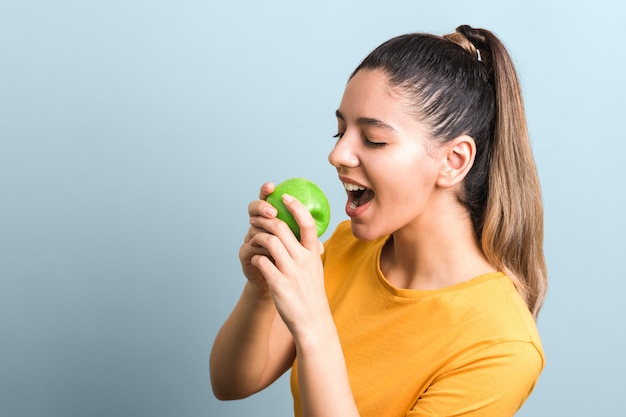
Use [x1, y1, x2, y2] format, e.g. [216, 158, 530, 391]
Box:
[436, 135, 476, 188]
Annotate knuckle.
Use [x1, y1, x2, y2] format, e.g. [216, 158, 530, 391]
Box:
[299, 217, 316, 230]
[247, 200, 259, 215]
[265, 233, 282, 248]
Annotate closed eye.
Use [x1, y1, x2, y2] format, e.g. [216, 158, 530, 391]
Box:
[364, 138, 386, 148]
[333, 132, 386, 147]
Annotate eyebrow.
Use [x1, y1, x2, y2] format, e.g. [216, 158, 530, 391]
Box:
[335, 109, 398, 133]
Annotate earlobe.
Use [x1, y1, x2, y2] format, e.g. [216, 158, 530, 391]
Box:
[437, 135, 476, 188]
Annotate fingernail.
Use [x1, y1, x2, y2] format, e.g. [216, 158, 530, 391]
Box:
[282, 193, 294, 203]
[264, 206, 277, 216]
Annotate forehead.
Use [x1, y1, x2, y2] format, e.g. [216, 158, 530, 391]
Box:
[338, 69, 415, 125]
[342, 69, 396, 105]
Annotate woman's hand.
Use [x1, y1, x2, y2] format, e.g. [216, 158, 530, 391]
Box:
[213, 182, 299, 400]
[247, 192, 328, 337]
[248, 192, 360, 417]
[238, 183, 359, 417]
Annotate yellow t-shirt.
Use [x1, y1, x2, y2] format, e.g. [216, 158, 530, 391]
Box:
[291, 220, 544, 417]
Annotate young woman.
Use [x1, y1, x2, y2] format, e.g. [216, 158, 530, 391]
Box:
[210, 25, 547, 417]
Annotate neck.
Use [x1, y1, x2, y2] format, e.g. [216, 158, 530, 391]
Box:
[380, 196, 495, 291]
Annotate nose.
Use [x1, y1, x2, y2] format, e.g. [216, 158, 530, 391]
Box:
[328, 135, 359, 169]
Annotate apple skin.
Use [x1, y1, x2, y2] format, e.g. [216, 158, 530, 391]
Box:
[266, 178, 331, 240]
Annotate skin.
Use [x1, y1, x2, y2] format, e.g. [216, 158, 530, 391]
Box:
[330, 69, 495, 290]
[210, 69, 495, 416]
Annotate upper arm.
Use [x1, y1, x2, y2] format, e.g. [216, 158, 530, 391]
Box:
[407, 341, 544, 417]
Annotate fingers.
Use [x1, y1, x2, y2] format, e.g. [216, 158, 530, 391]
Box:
[248, 182, 278, 219]
[280, 194, 319, 251]
[240, 182, 277, 287]
[259, 182, 275, 200]
[250, 232, 292, 276]
[249, 193, 320, 252]
[249, 215, 298, 251]
[244, 183, 323, 288]
[244, 224, 267, 244]
[248, 199, 277, 219]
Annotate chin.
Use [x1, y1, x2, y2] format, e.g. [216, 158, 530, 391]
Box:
[350, 221, 387, 242]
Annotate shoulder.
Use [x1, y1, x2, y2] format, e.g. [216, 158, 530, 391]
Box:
[412, 276, 545, 415]
[442, 273, 545, 367]
[412, 337, 543, 417]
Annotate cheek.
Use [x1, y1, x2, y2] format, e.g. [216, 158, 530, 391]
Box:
[381, 157, 438, 203]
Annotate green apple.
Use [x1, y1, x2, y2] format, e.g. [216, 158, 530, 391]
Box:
[266, 178, 331, 240]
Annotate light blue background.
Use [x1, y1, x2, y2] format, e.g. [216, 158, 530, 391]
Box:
[1, 1, 624, 416]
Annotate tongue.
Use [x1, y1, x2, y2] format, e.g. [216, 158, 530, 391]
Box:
[352, 189, 375, 207]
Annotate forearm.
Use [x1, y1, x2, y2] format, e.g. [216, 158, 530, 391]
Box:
[210, 281, 284, 399]
[295, 310, 360, 417]
[241, 193, 359, 414]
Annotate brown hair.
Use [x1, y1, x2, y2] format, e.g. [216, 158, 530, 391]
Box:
[352, 25, 548, 319]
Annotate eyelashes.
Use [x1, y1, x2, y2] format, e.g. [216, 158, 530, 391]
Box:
[364, 139, 386, 148]
[332, 132, 386, 148]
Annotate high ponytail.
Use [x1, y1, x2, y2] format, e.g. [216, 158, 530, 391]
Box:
[456, 25, 548, 319]
[352, 25, 548, 319]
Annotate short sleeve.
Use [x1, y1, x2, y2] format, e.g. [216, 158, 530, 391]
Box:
[407, 341, 544, 417]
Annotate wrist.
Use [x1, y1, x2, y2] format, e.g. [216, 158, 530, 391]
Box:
[243, 281, 274, 305]
[292, 308, 338, 354]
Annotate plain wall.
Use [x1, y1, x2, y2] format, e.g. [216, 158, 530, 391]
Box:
[1, 0, 625, 416]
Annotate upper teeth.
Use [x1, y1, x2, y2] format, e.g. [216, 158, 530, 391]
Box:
[343, 183, 366, 192]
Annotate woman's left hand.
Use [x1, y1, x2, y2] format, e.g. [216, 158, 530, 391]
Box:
[248, 193, 329, 339]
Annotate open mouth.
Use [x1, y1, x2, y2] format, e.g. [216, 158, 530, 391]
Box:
[343, 182, 375, 209]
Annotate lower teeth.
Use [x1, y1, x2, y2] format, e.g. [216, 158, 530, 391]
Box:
[350, 189, 373, 210]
